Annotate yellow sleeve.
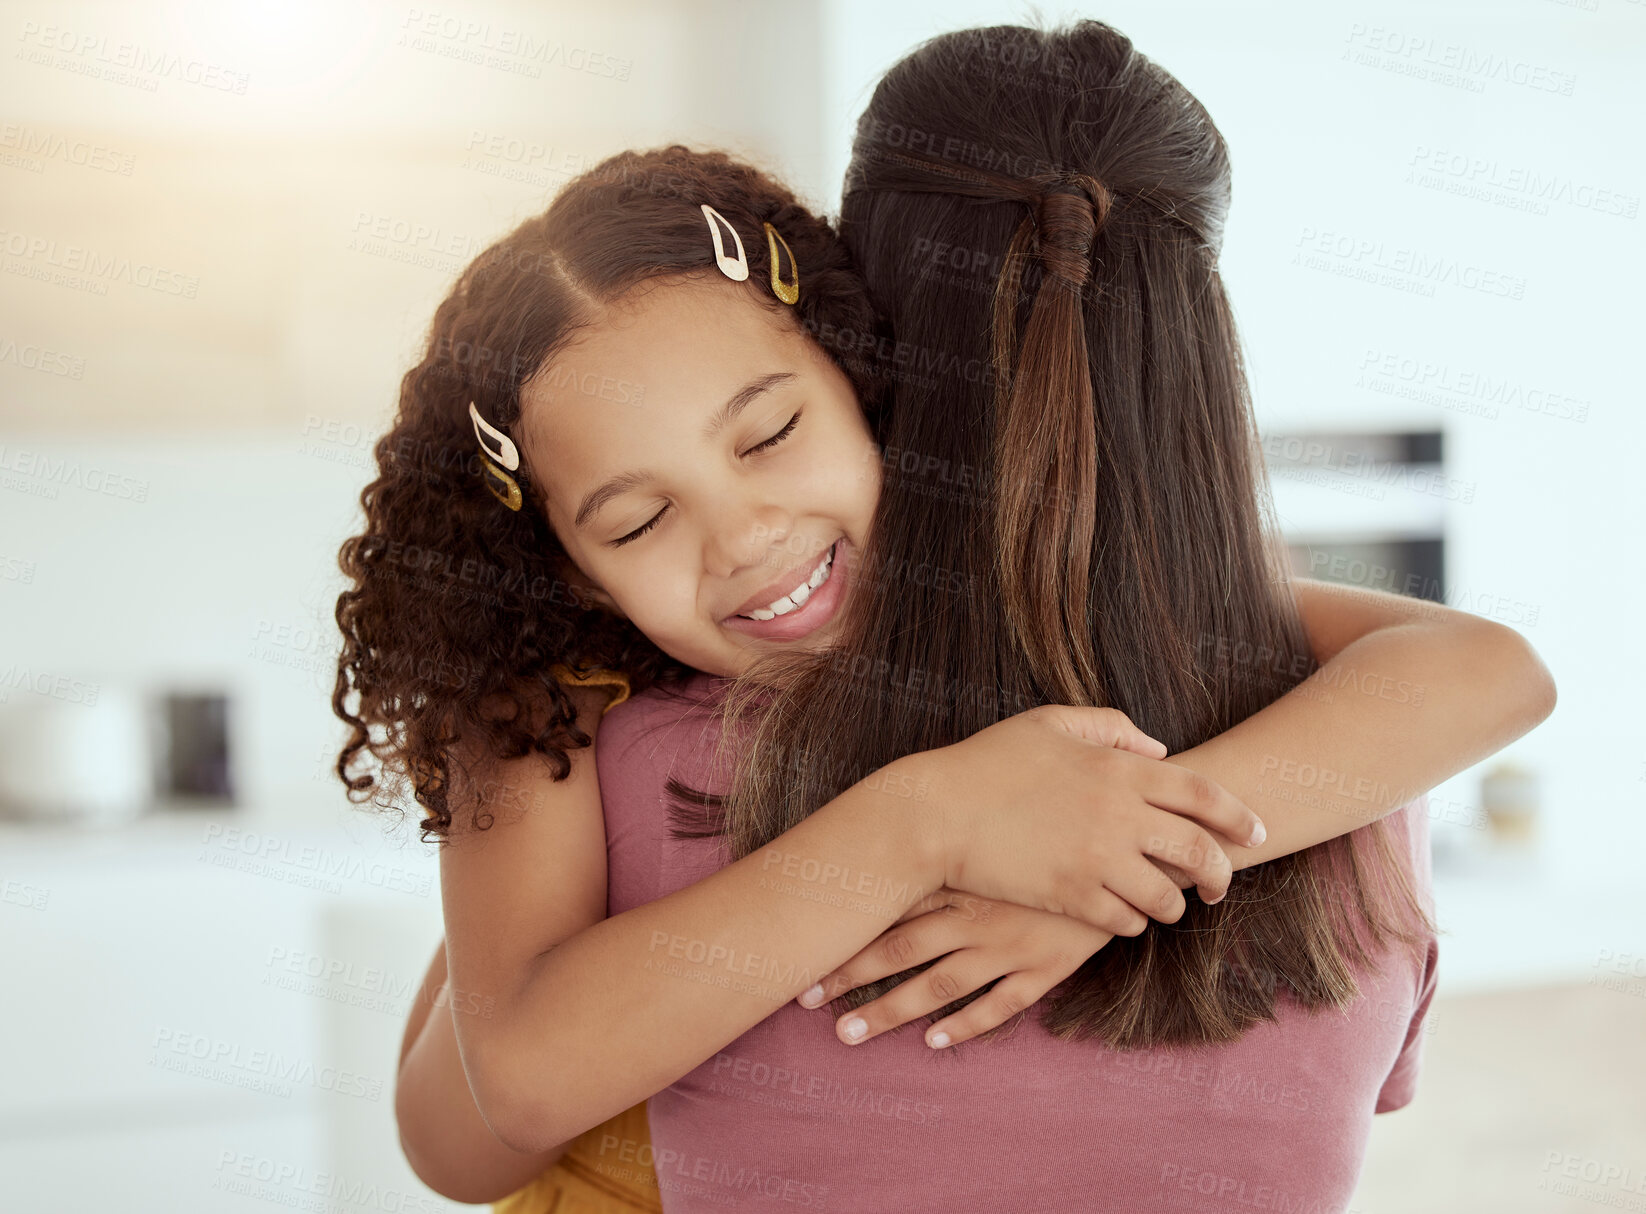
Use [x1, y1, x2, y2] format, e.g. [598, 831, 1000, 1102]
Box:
[489, 1105, 661, 1213]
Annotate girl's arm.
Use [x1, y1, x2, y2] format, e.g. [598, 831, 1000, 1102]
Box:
[402, 699, 1232, 1197]
[442, 705, 1253, 1156]
[446, 585, 1556, 1156]
[394, 684, 613, 1203]
[1172, 579, 1556, 869]
[412, 580, 1555, 1180]
[800, 582, 1557, 1048]
[396, 940, 570, 1202]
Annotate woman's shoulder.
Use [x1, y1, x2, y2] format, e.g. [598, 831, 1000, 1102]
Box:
[1387, 793, 1435, 876]
[597, 669, 736, 785]
[604, 668, 727, 725]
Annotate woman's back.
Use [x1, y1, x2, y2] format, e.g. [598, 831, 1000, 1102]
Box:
[599, 672, 1438, 1213]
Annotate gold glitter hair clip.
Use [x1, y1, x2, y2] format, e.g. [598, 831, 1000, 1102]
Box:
[764, 222, 799, 305]
[469, 400, 523, 511]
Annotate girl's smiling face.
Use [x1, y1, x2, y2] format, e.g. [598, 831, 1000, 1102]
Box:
[519, 274, 882, 678]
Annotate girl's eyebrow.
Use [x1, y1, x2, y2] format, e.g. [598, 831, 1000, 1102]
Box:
[572, 371, 798, 530]
[702, 371, 796, 441]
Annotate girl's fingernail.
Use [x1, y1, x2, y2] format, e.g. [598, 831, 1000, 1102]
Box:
[1248, 822, 1266, 847]
[798, 983, 825, 1008]
[928, 1030, 951, 1049]
[841, 1017, 867, 1042]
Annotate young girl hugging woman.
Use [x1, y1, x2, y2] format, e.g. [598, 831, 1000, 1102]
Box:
[345, 38, 1554, 1209]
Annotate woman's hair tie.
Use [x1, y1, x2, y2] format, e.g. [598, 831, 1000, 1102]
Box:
[1033, 172, 1112, 289]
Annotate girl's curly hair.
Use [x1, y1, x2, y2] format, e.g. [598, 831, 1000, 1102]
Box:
[330, 145, 884, 840]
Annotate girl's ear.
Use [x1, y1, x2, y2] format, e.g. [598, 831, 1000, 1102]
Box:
[555, 556, 626, 619]
[582, 585, 626, 618]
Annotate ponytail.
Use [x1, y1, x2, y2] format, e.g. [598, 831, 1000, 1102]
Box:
[989, 176, 1112, 704]
[846, 148, 1122, 704]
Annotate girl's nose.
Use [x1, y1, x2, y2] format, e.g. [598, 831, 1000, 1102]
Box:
[704, 500, 795, 580]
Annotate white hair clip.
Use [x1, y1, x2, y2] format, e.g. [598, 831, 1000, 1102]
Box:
[701, 204, 749, 281]
[469, 400, 523, 511]
[469, 400, 520, 471]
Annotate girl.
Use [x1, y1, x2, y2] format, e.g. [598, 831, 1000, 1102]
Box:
[353, 56, 1553, 1214]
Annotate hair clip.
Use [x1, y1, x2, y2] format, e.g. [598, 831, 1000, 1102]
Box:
[469, 401, 520, 470]
[469, 400, 522, 511]
[701, 204, 749, 281]
[763, 222, 799, 305]
[479, 457, 523, 511]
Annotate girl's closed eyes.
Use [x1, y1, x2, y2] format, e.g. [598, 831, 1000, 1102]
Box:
[744, 408, 803, 456]
[608, 407, 803, 548]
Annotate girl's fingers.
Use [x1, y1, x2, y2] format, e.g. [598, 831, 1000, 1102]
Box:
[833, 953, 1006, 1046]
[797, 911, 970, 1009]
[1151, 856, 1196, 891]
[925, 968, 1076, 1049]
[1100, 853, 1191, 925]
[1066, 883, 1151, 938]
[1040, 704, 1168, 759]
[892, 886, 963, 926]
[1140, 815, 1232, 906]
[1145, 761, 1264, 851]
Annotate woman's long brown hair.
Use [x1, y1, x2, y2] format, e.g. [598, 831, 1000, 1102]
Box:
[680, 21, 1434, 1049]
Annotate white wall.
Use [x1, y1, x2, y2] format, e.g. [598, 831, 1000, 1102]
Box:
[1, 0, 830, 829]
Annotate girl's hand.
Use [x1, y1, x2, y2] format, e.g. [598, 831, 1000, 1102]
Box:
[904, 705, 1265, 934]
[796, 889, 1112, 1048]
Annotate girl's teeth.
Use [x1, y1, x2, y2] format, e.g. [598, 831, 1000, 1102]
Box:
[737, 544, 836, 621]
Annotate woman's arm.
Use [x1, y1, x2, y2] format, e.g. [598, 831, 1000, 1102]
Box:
[396, 940, 570, 1203]
[1172, 578, 1557, 871]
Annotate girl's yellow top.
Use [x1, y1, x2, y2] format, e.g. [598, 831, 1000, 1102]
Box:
[491, 1100, 661, 1214]
[493, 664, 661, 1214]
[547, 663, 634, 715]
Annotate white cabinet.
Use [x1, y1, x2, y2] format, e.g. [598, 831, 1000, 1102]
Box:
[0, 812, 472, 1212]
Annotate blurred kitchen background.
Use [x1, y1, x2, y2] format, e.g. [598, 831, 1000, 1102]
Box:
[1, 1, 1641, 1210]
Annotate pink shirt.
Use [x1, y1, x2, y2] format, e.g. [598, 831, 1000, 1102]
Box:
[599, 671, 1438, 1213]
